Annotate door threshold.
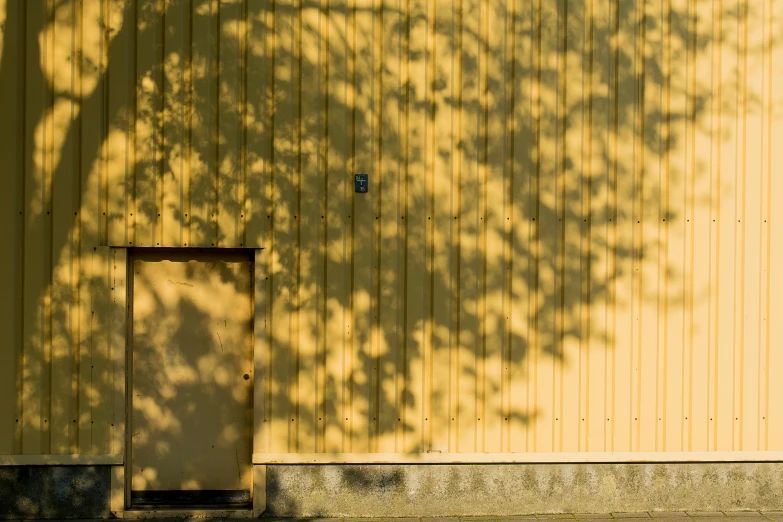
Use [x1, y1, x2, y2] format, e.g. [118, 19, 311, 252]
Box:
[115, 508, 259, 519]
[131, 488, 252, 508]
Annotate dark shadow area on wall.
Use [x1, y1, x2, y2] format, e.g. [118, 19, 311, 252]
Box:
[0, 466, 111, 519]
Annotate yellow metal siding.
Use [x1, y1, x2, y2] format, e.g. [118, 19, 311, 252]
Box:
[0, 0, 782, 457]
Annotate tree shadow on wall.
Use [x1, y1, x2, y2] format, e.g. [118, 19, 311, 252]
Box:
[0, 466, 110, 518]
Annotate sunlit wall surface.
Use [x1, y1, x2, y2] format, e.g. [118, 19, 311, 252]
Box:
[1, 0, 782, 458]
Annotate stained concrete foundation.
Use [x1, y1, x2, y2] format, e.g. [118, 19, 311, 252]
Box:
[0, 466, 111, 519]
[1, 463, 782, 518]
[265, 463, 783, 518]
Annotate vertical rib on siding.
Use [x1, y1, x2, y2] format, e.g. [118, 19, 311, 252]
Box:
[768, 0, 783, 450]
[405, 0, 427, 454]
[666, 0, 688, 453]
[49, 0, 78, 455]
[0, 0, 25, 456]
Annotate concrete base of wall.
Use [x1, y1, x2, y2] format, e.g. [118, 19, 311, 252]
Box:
[2, 463, 782, 519]
[265, 463, 783, 517]
[0, 466, 111, 519]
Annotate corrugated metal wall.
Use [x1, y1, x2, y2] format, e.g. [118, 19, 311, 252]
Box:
[1, 0, 783, 457]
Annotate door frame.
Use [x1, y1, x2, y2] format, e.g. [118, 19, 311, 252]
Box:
[110, 246, 266, 517]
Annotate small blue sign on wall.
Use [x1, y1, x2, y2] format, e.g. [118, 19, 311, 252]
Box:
[355, 174, 369, 193]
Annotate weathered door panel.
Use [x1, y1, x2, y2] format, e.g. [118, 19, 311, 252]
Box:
[129, 249, 253, 506]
